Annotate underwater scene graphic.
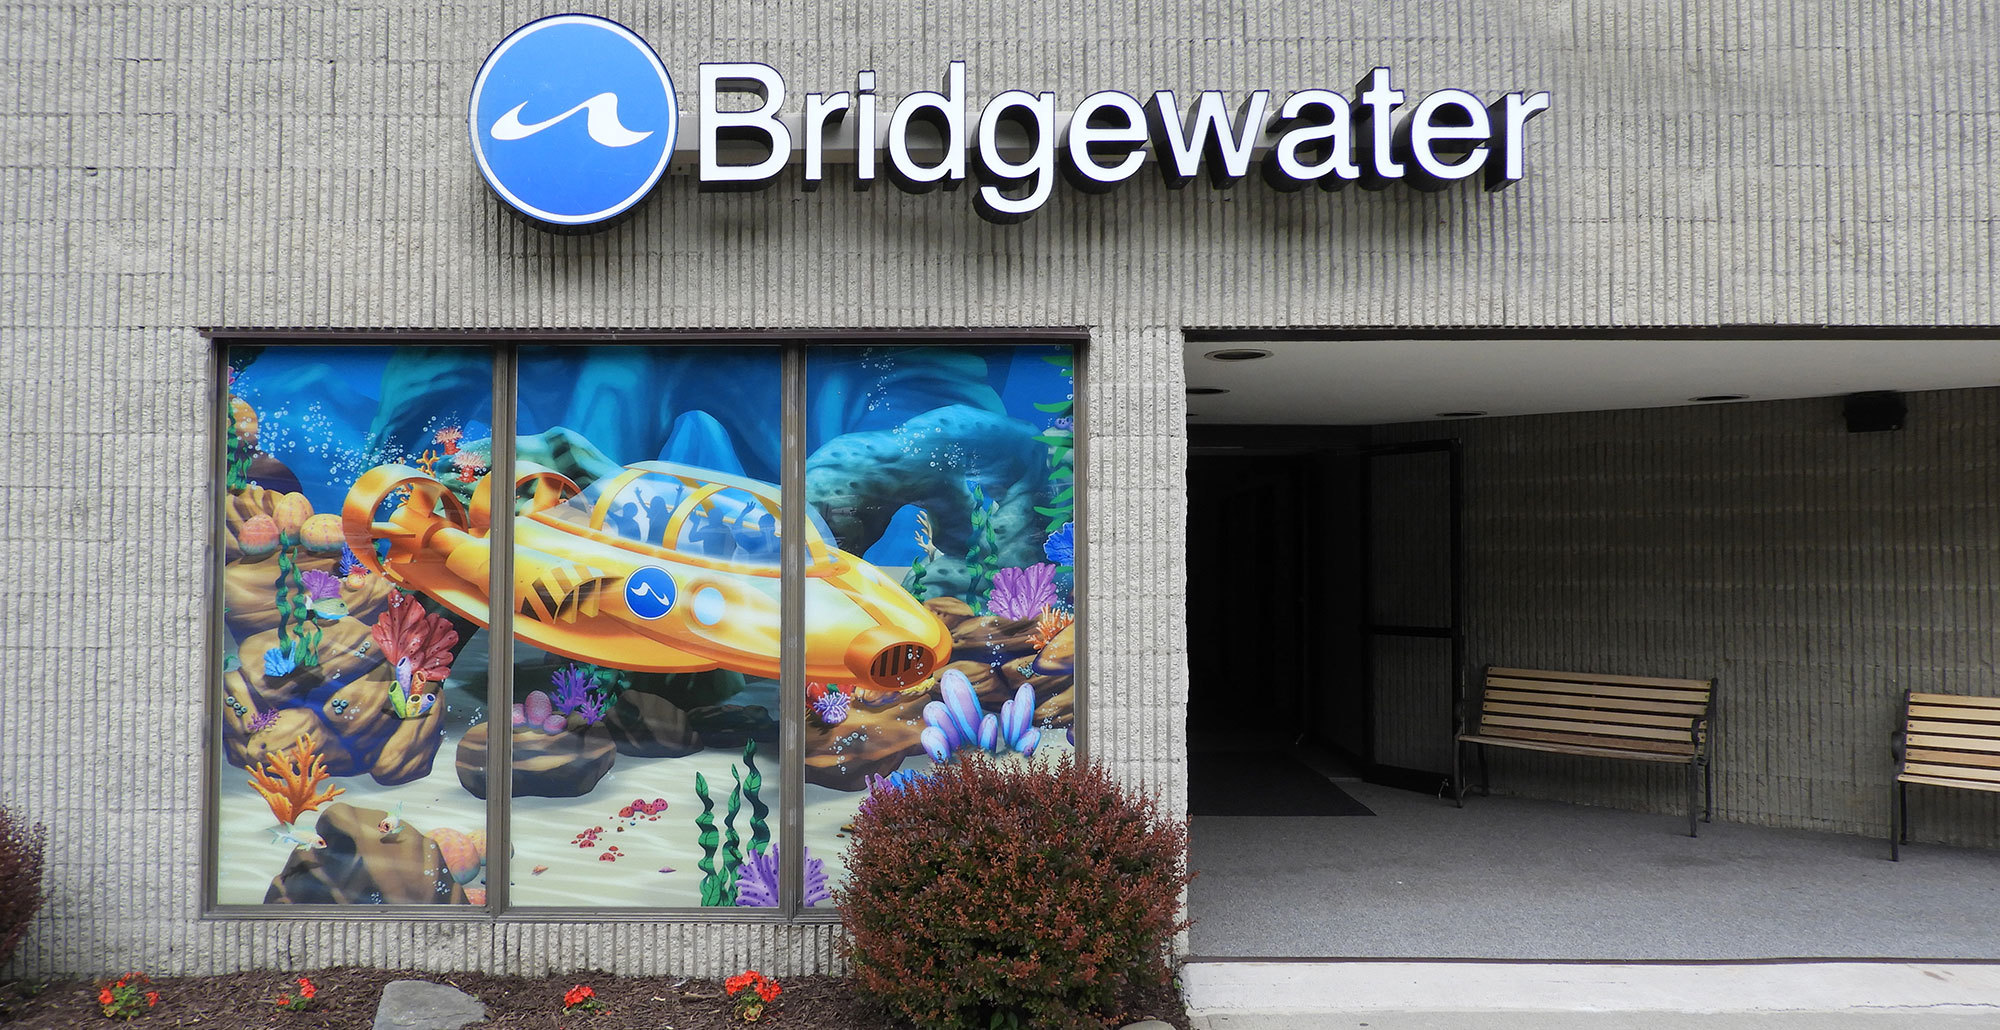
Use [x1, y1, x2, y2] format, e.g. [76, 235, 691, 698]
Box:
[214, 342, 1077, 908]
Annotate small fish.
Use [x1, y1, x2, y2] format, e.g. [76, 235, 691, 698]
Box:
[658, 867, 674, 874]
[270, 823, 327, 851]
[376, 802, 406, 838]
[532, 865, 549, 875]
[311, 597, 350, 620]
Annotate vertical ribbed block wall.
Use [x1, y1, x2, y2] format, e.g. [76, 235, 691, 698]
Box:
[1, 0, 1995, 975]
[1378, 387, 2000, 843]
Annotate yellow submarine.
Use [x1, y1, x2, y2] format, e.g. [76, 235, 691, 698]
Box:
[340, 460, 949, 690]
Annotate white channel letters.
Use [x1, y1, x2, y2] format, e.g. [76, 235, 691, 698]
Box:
[474, 20, 1550, 228]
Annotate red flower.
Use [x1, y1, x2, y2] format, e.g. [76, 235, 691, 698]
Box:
[275, 994, 292, 1007]
[145, 992, 159, 1007]
[99, 988, 113, 1005]
[298, 977, 316, 999]
[563, 983, 596, 1008]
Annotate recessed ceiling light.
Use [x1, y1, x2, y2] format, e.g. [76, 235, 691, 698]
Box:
[1434, 410, 1487, 418]
[1186, 386, 1230, 395]
[1203, 348, 1271, 362]
[1690, 394, 1747, 402]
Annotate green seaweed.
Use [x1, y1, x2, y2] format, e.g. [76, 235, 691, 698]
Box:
[271, 547, 320, 669]
[224, 415, 252, 491]
[694, 772, 730, 906]
[723, 766, 745, 888]
[742, 740, 771, 856]
[964, 481, 1001, 614]
[691, 742, 773, 906]
[1032, 355, 1076, 535]
[582, 664, 633, 705]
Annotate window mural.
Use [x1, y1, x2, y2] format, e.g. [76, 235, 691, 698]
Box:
[215, 345, 495, 905]
[502, 345, 785, 908]
[212, 340, 1079, 911]
[801, 345, 1079, 893]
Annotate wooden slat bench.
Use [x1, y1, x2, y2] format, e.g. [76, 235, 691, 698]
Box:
[1455, 666, 1716, 837]
[1890, 690, 2000, 860]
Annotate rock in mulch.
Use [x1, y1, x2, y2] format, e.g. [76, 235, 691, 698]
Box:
[373, 979, 486, 1030]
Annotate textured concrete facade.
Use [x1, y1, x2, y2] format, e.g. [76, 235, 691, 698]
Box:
[1, 0, 1995, 977]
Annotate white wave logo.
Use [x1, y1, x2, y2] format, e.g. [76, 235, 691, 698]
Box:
[490, 92, 654, 148]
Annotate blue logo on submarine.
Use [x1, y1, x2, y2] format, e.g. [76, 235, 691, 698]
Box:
[625, 566, 677, 620]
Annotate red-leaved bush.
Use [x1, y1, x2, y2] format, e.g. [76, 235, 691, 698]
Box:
[0, 802, 47, 967]
[837, 755, 1191, 1030]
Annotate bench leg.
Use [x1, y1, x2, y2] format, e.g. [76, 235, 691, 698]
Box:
[1890, 780, 1903, 861]
[1477, 742, 1492, 797]
[1702, 757, 1713, 823]
[1687, 758, 1699, 838]
[1452, 738, 1465, 808]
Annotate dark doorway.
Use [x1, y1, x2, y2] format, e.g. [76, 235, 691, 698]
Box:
[1187, 427, 1460, 793]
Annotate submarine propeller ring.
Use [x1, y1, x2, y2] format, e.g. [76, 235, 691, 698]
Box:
[340, 464, 474, 578]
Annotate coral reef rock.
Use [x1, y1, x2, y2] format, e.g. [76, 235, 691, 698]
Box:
[263, 803, 467, 905]
[805, 690, 934, 792]
[685, 703, 779, 747]
[807, 404, 1054, 598]
[923, 596, 977, 628]
[949, 613, 1041, 665]
[1033, 622, 1075, 675]
[220, 625, 446, 784]
[454, 722, 616, 799]
[602, 691, 704, 757]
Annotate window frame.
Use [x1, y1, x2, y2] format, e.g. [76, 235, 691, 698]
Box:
[200, 329, 1090, 923]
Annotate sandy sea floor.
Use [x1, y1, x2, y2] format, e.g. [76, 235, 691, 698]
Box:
[216, 703, 896, 910]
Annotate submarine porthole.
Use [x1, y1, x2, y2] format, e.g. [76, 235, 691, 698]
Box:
[690, 585, 727, 626]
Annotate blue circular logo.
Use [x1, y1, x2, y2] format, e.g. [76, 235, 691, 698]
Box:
[625, 566, 677, 620]
[469, 15, 676, 229]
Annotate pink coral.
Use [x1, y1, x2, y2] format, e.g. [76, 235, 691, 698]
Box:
[370, 592, 458, 687]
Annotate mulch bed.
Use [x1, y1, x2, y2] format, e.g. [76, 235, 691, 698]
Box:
[0, 968, 1191, 1029]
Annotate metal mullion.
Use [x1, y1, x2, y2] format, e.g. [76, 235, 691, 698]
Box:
[780, 344, 806, 917]
[487, 345, 517, 915]
[1072, 337, 1089, 761]
[200, 340, 227, 914]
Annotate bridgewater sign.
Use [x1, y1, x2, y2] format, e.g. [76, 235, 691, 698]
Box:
[469, 14, 1551, 231]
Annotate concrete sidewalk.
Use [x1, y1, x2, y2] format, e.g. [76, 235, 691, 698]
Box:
[1182, 960, 2000, 1029]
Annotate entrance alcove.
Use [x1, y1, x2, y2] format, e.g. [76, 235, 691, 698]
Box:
[1181, 329, 2000, 960]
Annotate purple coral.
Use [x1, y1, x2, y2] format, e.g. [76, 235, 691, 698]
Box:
[734, 845, 830, 908]
[246, 708, 280, 734]
[922, 669, 1002, 762]
[998, 683, 1041, 756]
[988, 563, 1059, 620]
[812, 690, 850, 726]
[575, 694, 607, 726]
[299, 569, 342, 600]
[550, 665, 593, 714]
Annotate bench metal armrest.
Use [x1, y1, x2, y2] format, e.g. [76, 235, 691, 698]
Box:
[1691, 714, 1710, 756]
[1457, 694, 1481, 736]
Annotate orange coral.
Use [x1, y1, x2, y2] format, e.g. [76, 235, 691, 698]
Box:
[248, 734, 345, 824]
[1030, 605, 1074, 651]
